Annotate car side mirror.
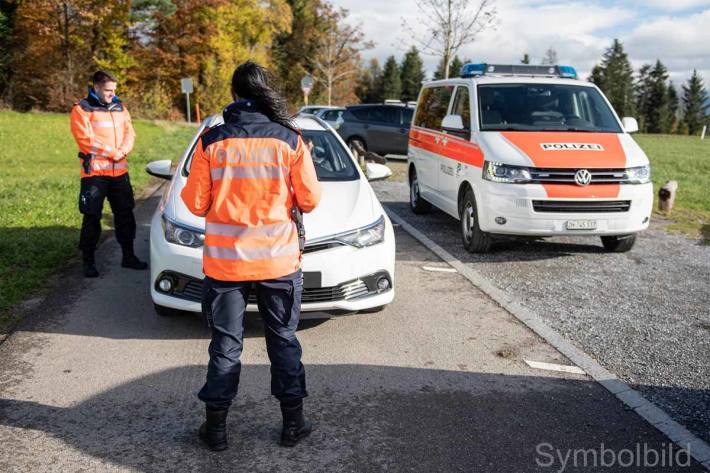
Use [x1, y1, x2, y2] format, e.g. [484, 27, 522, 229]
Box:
[366, 162, 392, 182]
[145, 160, 173, 180]
[622, 117, 639, 134]
[441, 114, 465, 131]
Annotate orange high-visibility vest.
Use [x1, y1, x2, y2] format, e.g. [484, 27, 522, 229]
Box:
[70, 89, 135, 178]
[181, 102, 322, 282]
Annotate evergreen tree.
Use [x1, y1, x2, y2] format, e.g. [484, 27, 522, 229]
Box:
[434, 55, 465, 80]
[644, 60, 670, 134]
[521, 53, 530, 64]
[380, 55, 401, 100]
[355, 58, 382, 103]
[635, 64, 652, 132]
[666, 81, 679, 133]
[682, 70, 709, 135]
[588, 39, 636, 118]
[400, 46, 425, 103]
[0, 2, 15, 100]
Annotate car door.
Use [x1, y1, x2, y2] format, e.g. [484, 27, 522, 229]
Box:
[365, 106, 401, 154]
[393, 108, 414, 155]
[438, 85, 472, 211]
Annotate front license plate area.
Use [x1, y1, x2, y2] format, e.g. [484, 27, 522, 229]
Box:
[565, 220, 598, 230]
[303, 272, 322, 288]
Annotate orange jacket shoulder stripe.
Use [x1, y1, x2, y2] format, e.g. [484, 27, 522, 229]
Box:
[70, 89, 135, 178]
[181, 102, 322, 282]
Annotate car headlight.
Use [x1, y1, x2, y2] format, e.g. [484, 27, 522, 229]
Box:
[483, 161, 532, 183]
[162, 216, 204, 248]
[626, 165, 651, 184]
[336, 215, 386, 248]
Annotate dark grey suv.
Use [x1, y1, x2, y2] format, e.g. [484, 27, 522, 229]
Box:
[337, 105, 414, 156]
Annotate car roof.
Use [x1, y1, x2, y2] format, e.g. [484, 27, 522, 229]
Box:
[346, 104, 412, 109]
[422, 76, 597, 88]
[200, 114, 327, 132]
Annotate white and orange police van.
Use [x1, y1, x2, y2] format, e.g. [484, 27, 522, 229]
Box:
[407, 63, 653, 253]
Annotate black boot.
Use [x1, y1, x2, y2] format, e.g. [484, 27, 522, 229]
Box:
[280, 400, 312, 447]
[198, 407, 228, 451]
[121, 243, 148, 270]
[82, 252, 99, 278]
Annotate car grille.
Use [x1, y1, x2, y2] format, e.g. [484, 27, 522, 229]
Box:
[303, 241, 346, 253]
[532, 200, 631, 213]
[180, 278, 371, 304]
[529, 168, 629, 184]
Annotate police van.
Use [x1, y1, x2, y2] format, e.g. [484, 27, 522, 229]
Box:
[407, 63, 653, 253]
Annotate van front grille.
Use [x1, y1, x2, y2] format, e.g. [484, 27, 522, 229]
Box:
[532, 200, 631, 213]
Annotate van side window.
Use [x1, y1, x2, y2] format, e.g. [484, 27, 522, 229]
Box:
[402, 108, 414, 126]
[450, 87, 471, 137]
[414, 86, 454, 130]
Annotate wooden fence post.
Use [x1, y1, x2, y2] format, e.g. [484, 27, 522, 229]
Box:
[658, 180, 678, 214]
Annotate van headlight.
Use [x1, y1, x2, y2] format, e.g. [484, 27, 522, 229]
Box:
[626, 165, 651, 184]
[162, 216, 204, 248]
[336, 215, 386, 248]
[483, 161, 532, 183]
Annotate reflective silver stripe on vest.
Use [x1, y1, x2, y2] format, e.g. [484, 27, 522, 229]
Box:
[204, 241, 300, 261]
[92, 160, 128, 171]
[91, 120, 115, 128]
[206, 221, 295, 239]
[211, 165, 288, 181]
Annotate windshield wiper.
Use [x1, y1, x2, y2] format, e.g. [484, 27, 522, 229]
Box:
[540, 127, 595, 132]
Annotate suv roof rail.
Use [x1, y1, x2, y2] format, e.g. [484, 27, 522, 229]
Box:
[460, 63, 577, 79]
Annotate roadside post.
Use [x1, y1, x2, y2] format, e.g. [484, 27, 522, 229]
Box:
[301, 75, 313, 107]
[181, 78, 194, 123]
[701, 125, 707, 140]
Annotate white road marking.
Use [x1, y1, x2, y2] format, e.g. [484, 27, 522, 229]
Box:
[524, 360, 586, 375]
[421, 266, 457, 273]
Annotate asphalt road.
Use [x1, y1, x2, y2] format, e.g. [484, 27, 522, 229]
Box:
[0, 192, 705, 471]
[372, 178, 710, 448]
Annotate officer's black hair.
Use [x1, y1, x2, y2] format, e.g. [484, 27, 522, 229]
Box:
[231, 61, 298, 133]
[92, 70, 118, 85]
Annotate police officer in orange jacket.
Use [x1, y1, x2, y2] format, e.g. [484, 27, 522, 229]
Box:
[70, 71, 148, 277]
[181, 61, 322, 450]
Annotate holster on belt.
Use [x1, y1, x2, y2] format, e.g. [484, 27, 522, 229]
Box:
[78, 152, 93, 174]
[291, 206, 306, 252]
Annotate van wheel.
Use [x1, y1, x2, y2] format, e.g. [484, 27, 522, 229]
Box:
[601, 234, 636, 252]
[460, 188, 492, 253]
[154, 303, 179, 317]
[409, 169, 432, 214]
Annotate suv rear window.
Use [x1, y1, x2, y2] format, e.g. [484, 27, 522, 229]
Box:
[413, 86, 454, 130]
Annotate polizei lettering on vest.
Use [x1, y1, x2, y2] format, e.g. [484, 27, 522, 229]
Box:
[540, 143, 605, 151]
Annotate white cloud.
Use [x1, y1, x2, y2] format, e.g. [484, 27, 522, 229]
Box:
[331, 0, 710, 85]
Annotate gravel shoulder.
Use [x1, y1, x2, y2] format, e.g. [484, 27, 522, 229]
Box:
[373, 178, 710, 446]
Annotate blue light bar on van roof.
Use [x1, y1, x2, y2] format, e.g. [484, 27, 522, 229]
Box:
[460, 63, 577, 79]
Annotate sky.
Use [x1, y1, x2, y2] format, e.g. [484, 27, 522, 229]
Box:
[331, 0, 710, 87]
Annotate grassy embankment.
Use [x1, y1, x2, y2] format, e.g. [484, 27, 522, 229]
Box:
[386, 133, 709, 240]
[0, 110, 195, 329]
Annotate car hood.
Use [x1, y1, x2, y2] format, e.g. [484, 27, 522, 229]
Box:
[477, 131, 648, 168]
[165, 176, 381, 241]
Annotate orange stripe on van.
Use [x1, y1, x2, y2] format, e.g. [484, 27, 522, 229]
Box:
[409, 127, 484, 168]
[501, 131, 625, 199]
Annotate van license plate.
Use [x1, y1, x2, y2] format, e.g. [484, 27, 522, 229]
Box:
[566, 220, 597, 230]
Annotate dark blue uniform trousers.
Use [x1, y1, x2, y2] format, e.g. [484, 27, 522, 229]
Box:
[198, 269, 307, 411]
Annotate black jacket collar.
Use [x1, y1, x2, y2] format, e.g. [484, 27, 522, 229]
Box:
[223, 100, 270, 125]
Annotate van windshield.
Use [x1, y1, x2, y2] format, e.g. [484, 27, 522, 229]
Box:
[478, 84, 622, 133]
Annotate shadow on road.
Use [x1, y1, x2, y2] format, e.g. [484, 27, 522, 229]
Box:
[0, 365, 703, 472]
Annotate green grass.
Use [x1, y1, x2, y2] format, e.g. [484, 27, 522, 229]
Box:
[0, 110, 195, 322]
[634, 134, 710, 241]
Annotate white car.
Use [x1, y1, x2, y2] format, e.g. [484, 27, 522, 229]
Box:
[314, 107, 345, 129]
[408, 63, 653, 253]
[146, 115, 395, 318]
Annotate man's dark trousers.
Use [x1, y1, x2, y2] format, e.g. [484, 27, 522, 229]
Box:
[198, 269, 307, 410]
[78, 174, 136, 258]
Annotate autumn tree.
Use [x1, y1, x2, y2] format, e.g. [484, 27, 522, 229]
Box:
[310, 6, 372, 105]
[355, 58, 382, 103]
[402, 0, 497, 80]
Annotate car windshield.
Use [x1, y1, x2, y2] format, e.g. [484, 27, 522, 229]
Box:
[183, 129, 359, 182]
[478, 84, 622, 133]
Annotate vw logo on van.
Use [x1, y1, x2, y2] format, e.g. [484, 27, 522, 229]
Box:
[574, 169, 592, 186]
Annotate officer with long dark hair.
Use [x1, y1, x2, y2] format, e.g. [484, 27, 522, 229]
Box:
[181, 61, 322, 450]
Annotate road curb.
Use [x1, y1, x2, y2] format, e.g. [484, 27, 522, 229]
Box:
[385, 205, 710, 470]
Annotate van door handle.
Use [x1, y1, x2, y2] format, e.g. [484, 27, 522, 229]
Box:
[399, 128, 406, 133]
